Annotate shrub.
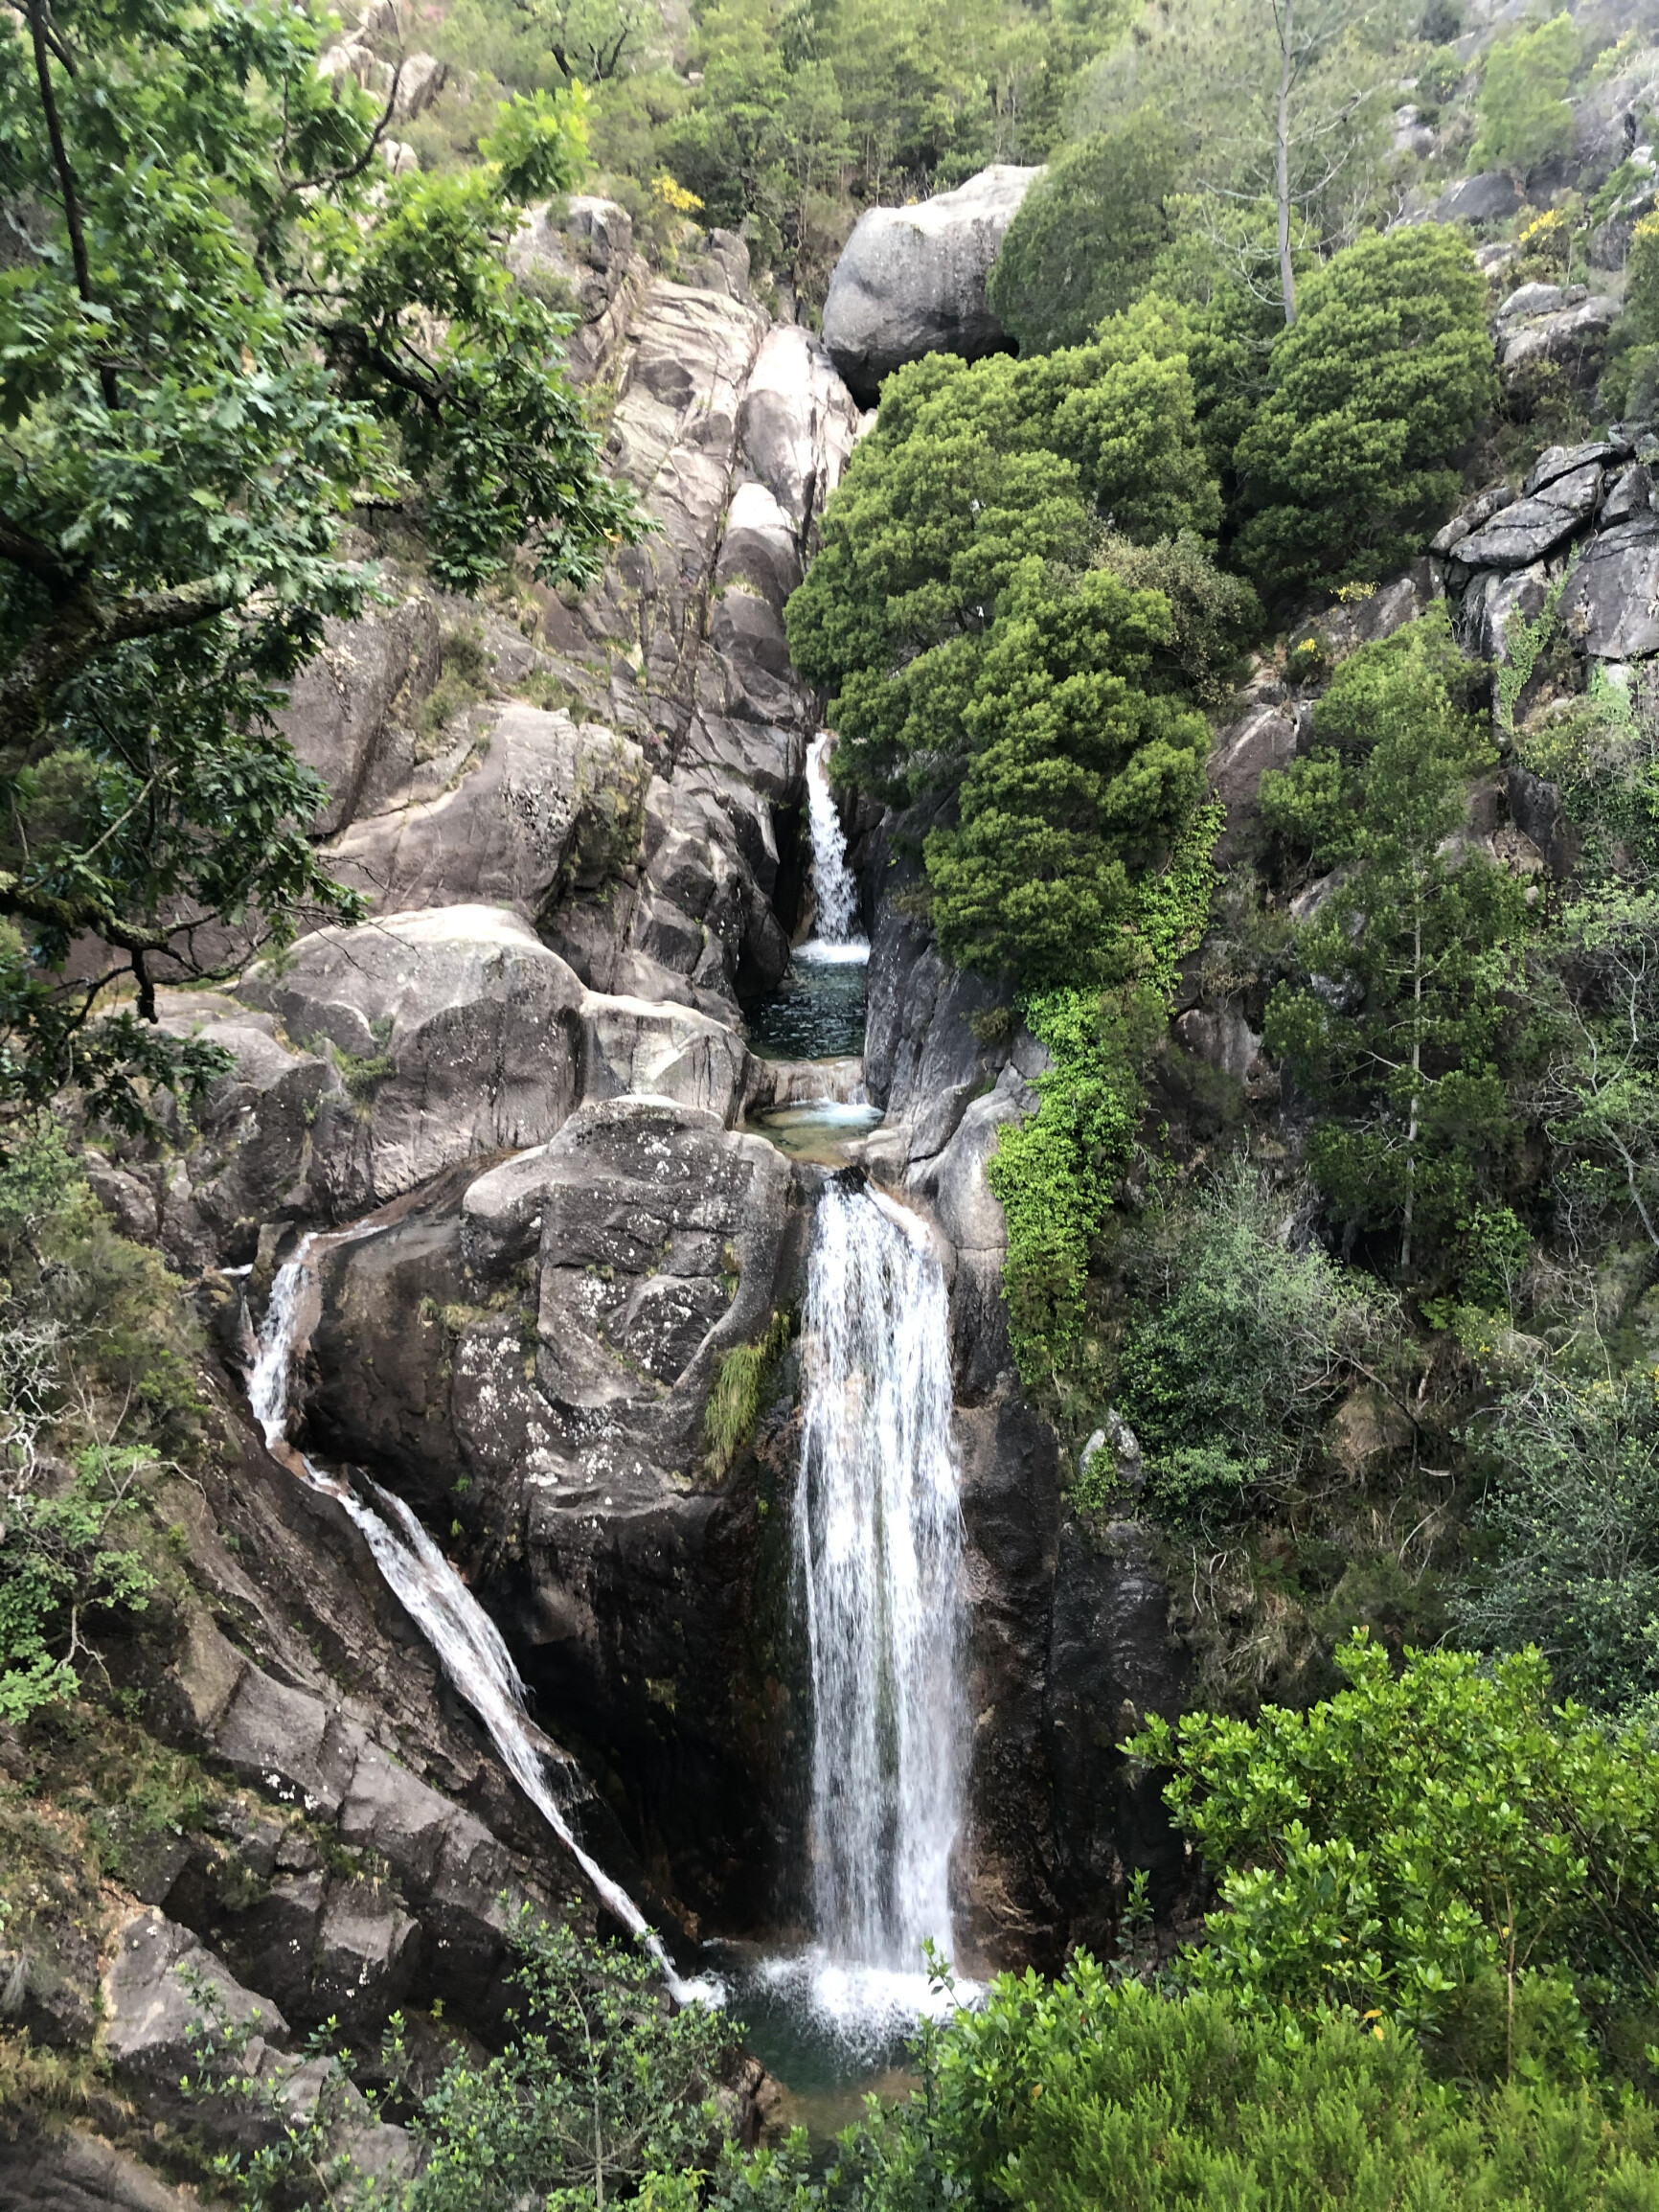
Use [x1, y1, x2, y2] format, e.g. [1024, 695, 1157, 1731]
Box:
[1133, 1634, 1659, 2070]
[1235, 225, 1496, 600]
[1470, 12, 1579, 178]
[1457, 1367, 1659, 1714]
[987, 107, 1183, 353]
[1115, 1166, 1391, 1527]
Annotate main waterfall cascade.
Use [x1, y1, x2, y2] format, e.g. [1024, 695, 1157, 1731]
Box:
[735, 1178, 969, 2067]
[247, 1241, 719, 2007]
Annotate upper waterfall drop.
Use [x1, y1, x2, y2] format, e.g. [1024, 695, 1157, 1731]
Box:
[795, 1181, 966, 1973]
[800, 733, 868, 964]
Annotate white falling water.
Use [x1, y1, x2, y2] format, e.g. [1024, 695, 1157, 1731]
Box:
[799, 732, 868, 963]
[249, 1238, 718, 2006]
[794, 1182, 966, 1981]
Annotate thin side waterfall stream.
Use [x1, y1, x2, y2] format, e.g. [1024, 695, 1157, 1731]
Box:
[745, 732, 872, 1072]
[246, 1236, 717, 2007]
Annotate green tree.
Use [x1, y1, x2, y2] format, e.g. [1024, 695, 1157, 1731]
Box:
[1458, 1367, 1659, 1717]
[1470, 11, 1578, 177]
[923, 559, 1211, 989]
[987, 107, 1183, 353]
[1115, 1164, 1391, 1527]
[1133, 1633, 1659, 2066]
[786, 310, 1220, 803]
[1261, 614, 1529, 1276]
[0, 0, 644, 1133]
[189, 1907, 733, 2212]
[1235, 225, 1496, 598]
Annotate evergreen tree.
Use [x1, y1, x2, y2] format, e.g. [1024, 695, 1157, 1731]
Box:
[1262, 614, 1530, 1275]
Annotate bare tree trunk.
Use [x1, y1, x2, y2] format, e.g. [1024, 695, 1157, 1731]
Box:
[1276, 0, 1297, 325]
[1401, 895, 1422, 1277]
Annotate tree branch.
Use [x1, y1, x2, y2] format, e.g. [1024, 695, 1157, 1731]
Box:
[26, 0, 118, 410]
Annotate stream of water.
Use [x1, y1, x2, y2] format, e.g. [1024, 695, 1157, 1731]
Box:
[734, 1181, 969, 2078]
[746, 734, 870, 1066]
[247, 1240, 718, 2006]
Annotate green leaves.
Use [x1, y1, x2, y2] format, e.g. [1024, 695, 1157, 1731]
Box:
[1235, 226, 1496, 600]
[1132, 1633, 1659, 2072]
[0, 1, 646, 1122]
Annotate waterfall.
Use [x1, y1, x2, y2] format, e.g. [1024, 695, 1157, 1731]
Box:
[248, 1237, 717, 2006]
[800, 733, 867, 960]
[794, 1182, 966, 1973]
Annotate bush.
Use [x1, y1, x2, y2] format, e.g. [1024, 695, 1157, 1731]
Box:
[1094, 531, 1261, 706]
[1457, 1368, 1659, 1714]
[1470, 12, 1579, 177]
[1115, 1166, 1391, 1527]
[1133, 1634, 1659, 2070]
[987, 107, 1183, 353]
[922, 560, 1211, 991]
[1235, 225, 1496, 601]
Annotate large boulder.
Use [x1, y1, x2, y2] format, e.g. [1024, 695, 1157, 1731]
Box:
[509, 194, 644, 384]
[237, 906, 589, 1217]
[275, 593, 442, 834]
[323, 704, 650, 923]
[821, 166, 1042, 405]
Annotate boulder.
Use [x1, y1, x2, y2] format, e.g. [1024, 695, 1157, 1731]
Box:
[0, 2131, 198, 2211]
[736, 323, 863, 541]
[324, 704, 649, 922]
[581, 993, 750, 1125]
[1602, 461, 1654, 525]
[237, 906, 588, 1216]
[1447, 493, 1584, 569]
[1500, 294, 1619, 389]
[1432, 170, 1522, 225]
[1209, 698, 1298, 855]
[1558, 518, 1659, 661]
[821, 166, 1042, 404]
[1431, 482, 1514, 555]
[275, 594, 442, 834]
[509, 195, 643, 384]
[1523, 440, 1625, 495]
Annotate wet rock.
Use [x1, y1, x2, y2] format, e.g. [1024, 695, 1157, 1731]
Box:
[821, 166, 1042, 404]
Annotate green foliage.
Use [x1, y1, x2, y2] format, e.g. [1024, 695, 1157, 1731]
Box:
[923, 561, 1211, 990]
[0, 0, 646, 1124]
[786, 311, 1221, 803]
[1092, 532, 1261, 708]
[0, 1444, 158, 1724]
[987, 988, 1147, 1391]
[1261, 613, 1531, 1277]
[1603, 215, 1659, 422]
[1458, 1368, 1659, 1716]
[1116, 1166, 1393, 1529]
[1133, 1634, 1659, 2069]
[986, 803, 1222, 1389]
[703, 1310, 791, 1481]
[1236, 226, 1496, 599]
[987, 108, 1183, 353]
[189, 1905, 733, 2212]
[1523, 668, 1659, 1266]
[1470, 13, 1579, 177]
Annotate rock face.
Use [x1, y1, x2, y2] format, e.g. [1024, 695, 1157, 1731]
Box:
[293, 1099, 820, 1925]
[821, 166, 1042, 404]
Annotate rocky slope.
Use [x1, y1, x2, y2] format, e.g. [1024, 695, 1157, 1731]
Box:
[24, 26, 1659, 2180]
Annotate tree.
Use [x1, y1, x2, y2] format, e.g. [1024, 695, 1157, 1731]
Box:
[1068, 0, 1419, 324]
[0, 0, 645, 1136]
[1470, 12, 1578, 178]
[785, 310, 1220, 802]
[513, 0, 651, 86]
[1261, 613, 1530, 1276]
[1235, 224, 1495, 599]
[1132, 1633, 1659, 2067]
[923, 559, 1210, 990]
[1458, 1367, 1659, 1717]
[987, 107, 1183, 353]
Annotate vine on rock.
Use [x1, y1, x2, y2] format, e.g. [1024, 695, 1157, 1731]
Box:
[989, 801, 1224, 1390]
